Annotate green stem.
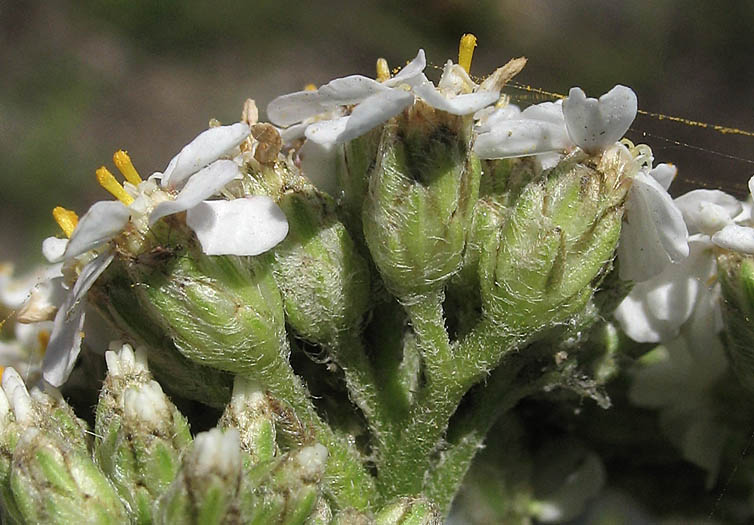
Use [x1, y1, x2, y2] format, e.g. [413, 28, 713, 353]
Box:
[424, 359, 551, 512]
[248, 356, 376, 512]
[331, 334, 394, 446]
[376, 302, 521, 499]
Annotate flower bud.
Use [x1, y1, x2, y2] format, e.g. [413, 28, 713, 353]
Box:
[154, 428, 242, 524]
[94, 344, 192, 523]
[218, 376, 277, 463]
[479, 147, 630, 334]
[272, 183, 371, 346]
[90, 257, 233, 407]
[10, 427, 128, 523]
[374, 496, 443, 525]
[117, 225, 287, 379]
[717, 252, 754, 390]
[362, 103, 481, 303]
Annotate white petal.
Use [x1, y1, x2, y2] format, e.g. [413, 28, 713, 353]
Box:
[615, 236, 714, 343]
[520, 100, 565, 124]
[305, 116, 350, 145]
[186, 196, 289, 256]
[150, 160, 241, 225]
[336, 89, 414, 143]
[42, 252, 113, 387]
[413, 77, 499, 115]
[474, 119, 571, 159]
[436, 61, 475, 94]
[614, 291, 676, 342]
[474, 104, 522, 132]
[161, 123, 250, 189]
[749, 175, 754, 198]
[618, 172, 689, 282]
[648, 163, 676, 192]
[562, 85, 637, 154]
[300, 140, 339, 195]
[711, 224, 754, 253]
[317, 75, 387, 106]
[42, 237, 68, 263]
[267, 91, 328, 127]
[62, 201, 130, 260]
[279, 122, 309, 144]
[674, 189, 741, 235]
[383, 49, 426, 87]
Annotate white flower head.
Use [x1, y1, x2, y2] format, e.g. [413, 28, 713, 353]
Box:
[40, 122, 289, 387]
[268, 39, 525, 146]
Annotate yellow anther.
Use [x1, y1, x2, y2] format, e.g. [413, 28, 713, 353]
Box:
[37, 330, 50, 353]
[458, 33, 477, 74]
[0, 366, 4, 378]
[96, 166, 134, 206]
[113, 150, 142, 186]
[376, 58, 390, 82]
[304, 83, 317, 91]
[52, 206, 79, 238]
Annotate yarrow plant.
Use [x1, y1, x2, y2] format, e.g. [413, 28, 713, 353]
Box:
[2, 34, 754, 523]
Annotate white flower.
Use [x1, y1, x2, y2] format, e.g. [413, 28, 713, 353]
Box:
[267, 50, 523, 145]
[40, 123, 289, 387]
[474, 85, 637, 158]
[474, 86, 688, 283]
[617, 163, 689, 282]
[614, 186, 748, 343]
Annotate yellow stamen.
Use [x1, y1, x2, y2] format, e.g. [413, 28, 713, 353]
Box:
[0, 366, 4, 378]
[376, 58, 390, 82]
[304, 83, 317, 91]
[96, 166, 134, 206]
[458, 33, 477, 74]
[52, 206, 79, 238]
[37, 330, 50, 354]
[113, 150, 142, 186]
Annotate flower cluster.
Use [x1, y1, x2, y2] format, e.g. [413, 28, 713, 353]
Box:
[2, 34, 753, 523]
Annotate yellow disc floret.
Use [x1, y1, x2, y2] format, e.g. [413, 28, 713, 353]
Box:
[113, 150, 143, 186]
[96, 166, 134, 206]
[52, 206, 79, 238]
[376, 58, 390, 82]
[304, 83, 317, 92]
[458, 33, 477, 74]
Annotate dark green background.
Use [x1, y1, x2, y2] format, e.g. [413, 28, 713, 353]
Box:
[2, 0, 754, 262]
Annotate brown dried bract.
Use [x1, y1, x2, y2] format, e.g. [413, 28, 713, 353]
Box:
[251, 123, 283, 164]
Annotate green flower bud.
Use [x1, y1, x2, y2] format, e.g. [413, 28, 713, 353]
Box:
[271, 183, 371, 346]
[94, 343, 192, 523]
[91, 256, 233, 407]
[237, 443, 327, 524]
[218, 376, 277, 464]
[268, 444, 327, 525]
[154, 428, 242, 525]
[118, 224, 287, 379]
[362, 103, 481, 303]
[374, 497, 442, 525]
[717, 252, 754, 391]
[0, 366, 91, 519]
[10, 427, 128, 523]
[446, 157, 540, 337]
[479, 148, 630, 334]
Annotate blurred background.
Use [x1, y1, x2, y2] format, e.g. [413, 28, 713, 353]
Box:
[2, 0, 754, 263]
